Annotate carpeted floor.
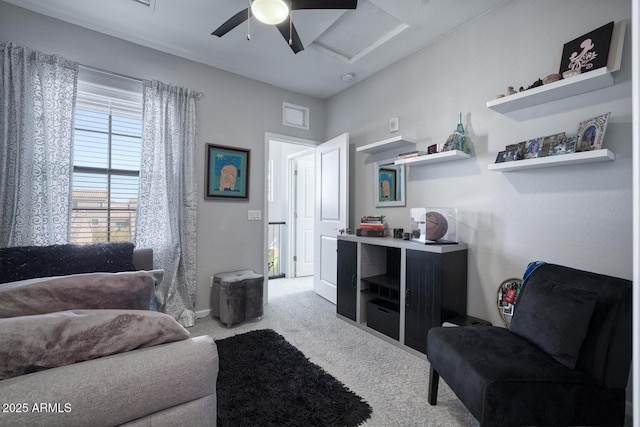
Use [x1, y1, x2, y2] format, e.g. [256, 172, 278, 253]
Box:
[190, 277, 479, 426]
[216, 328, 372, 426]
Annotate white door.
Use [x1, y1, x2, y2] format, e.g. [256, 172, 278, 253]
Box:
[294, 152, 315, 277]
[313, 133, 349, 304]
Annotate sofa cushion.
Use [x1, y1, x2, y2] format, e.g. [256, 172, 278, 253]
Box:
[0, 270, 163, 318]
[510, 278, 597, 369]
[0, 309, 190, 380]
[0, 242, 137, 284]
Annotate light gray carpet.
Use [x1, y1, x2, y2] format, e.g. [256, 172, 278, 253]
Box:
[189, 277, 477, 426]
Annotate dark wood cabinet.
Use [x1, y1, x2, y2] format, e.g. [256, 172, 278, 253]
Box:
[337, 239, 357, 321]
[404, 249, 467, 354]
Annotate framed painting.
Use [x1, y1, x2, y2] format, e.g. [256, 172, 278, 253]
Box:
[559, 21, 614, 75]
[378, 167, 397, 202]
[205, 143, 250, 200]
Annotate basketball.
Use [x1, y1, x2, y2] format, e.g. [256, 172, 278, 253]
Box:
[425, 211, 448, 241]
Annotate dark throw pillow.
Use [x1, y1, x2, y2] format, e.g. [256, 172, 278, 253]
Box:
[510, 279, 597, 369]
[0, 242, 137, 284]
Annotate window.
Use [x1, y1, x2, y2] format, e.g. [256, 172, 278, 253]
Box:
[70, 68, 143, 244]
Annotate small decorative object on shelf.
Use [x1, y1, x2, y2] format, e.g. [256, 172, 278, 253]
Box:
[442, 113, 470, 154]
[562, 69, 581, 79]
[410, 208, 458, 244]
[559, 21, 614, 76]
[497, 278, 522, 328]
[576, 112, 610, 152]
[543, 73, 562, 85]
[357, 215, 387, 237]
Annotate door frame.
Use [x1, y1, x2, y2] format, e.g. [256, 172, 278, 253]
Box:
[263, 132, 318, 301]
[287, 148, 315, 278]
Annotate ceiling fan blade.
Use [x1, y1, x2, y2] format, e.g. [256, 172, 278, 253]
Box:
[276, 20, 304, 54]
[290, 0, 357, 10]
[212, 8, 249, 37]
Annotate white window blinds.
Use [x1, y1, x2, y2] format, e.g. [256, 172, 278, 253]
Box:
[70, 67, 143, 244]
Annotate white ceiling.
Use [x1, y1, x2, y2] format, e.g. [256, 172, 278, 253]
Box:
[4, 0, 510, 99]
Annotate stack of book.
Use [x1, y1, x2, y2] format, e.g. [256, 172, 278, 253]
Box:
[397, 150, 427, 161]
[357, 215, 387, 237]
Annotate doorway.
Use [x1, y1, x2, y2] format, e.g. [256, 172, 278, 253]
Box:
[266, 134, 317, 299]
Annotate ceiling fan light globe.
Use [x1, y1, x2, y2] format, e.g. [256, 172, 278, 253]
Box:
[251, 0, 289, 25]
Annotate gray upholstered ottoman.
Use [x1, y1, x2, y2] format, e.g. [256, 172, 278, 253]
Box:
[212, 270, 264, 327]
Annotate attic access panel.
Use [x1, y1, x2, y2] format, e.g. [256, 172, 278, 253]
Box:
[311, 0, 408, 62]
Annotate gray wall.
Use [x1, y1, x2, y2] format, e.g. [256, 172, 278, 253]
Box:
[0, 0, 633, 327]
[325, 0, 633, 326]
[0, 1, 327, 313]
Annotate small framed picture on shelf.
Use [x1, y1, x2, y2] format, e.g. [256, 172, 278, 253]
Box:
[495, 151, 507, 163]
[506, 141, 526, 160]
[576, 112, 610, 152]
[503, 145, 519, 162]
[541, 132, 566, 156]
[524, 137, 544, 159]
[547, 135, 577, 156]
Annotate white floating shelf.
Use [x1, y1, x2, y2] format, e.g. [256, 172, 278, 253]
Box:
[394, 150, 470, 166]
[488, 149, 615, 172]
[486, 68, 614, 114]
[356, 135, 416, 154]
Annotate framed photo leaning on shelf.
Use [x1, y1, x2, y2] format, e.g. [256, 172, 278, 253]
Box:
[576, 112, 610, 152]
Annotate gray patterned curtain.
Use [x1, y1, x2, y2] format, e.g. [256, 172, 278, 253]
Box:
[136, 80, 198, 327]
[0, 43, 78, 247]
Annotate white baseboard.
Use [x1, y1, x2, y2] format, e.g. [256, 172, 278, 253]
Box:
[196, 308, 212, 319]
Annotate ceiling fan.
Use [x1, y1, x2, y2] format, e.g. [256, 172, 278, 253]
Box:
[212, 0, 358, 54]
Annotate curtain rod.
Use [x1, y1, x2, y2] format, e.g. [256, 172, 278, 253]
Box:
[79, 64, 204, 100]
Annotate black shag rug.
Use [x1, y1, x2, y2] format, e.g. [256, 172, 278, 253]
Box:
[215, 329, 372, 427]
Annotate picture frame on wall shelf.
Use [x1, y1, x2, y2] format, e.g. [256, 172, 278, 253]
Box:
[524, 137, 544, 159]
[559, 21, 614, 75]
[505, 141, 526, 160]
[502, 145, 520, 162]
[205, 143, 250, 200]
[541, 132, 566, 157]
[495, 151, 507, 163]
[547, 135, 577, 156]
[576, 112, 610, 152]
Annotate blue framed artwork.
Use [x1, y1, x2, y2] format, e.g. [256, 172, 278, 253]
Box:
[378, 168, 396, 202]
[205, 143, 250, 200]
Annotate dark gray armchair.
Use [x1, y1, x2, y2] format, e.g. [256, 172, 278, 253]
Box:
[427, 263, 632, 426]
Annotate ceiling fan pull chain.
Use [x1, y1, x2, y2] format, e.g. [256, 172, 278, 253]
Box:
[288, 10, 292, 45]
[247, 0, 251, 40]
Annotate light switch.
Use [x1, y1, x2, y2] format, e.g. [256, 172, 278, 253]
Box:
[248, 210, 262, 221]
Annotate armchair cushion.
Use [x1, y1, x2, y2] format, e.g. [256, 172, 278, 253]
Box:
[0, 309, 189, 380]
[0, 270, 164, 318]
[509, 279, 597, 369]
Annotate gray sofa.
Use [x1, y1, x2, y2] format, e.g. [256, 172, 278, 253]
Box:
[0, 243, 219, 427]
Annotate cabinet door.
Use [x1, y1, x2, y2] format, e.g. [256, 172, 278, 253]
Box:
[337, 240, 357, 321]
[404, 250, 441, 354]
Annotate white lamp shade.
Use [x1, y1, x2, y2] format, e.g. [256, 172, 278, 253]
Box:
[251, 0, 289, 25]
